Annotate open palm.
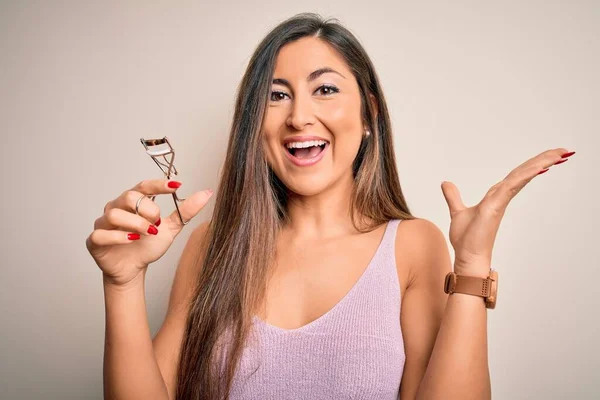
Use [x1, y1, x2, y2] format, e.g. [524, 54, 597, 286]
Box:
[441, 148, 575, 274]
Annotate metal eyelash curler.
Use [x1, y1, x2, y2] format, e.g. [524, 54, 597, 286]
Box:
[139, 136, 189, 225]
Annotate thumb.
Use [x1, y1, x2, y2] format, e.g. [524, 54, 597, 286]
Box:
[166, 189, 214, 232]
[441, 181, 466, 218]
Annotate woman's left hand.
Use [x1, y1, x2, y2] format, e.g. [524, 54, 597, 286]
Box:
[441, 147, 575, 277]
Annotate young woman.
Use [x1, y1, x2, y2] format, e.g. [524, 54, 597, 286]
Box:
[86, 13, 574, 400]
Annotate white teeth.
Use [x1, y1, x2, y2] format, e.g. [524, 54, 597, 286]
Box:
[285, 140, 327, 149]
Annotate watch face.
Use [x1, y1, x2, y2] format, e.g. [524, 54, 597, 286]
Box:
[486, 270, 499, 309]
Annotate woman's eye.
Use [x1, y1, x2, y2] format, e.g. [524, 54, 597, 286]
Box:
[315, 85, 339, 96]
[270, 91, 289, 102]
[270, 86, 339, 102]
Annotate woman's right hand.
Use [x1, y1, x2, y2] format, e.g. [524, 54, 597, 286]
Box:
[85, 179, 214, 287]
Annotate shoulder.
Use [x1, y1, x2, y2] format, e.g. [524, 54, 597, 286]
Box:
[392, 218, 452, 399]
[153, 219, 212, 399]
[181, 219, 211, 268]
[168, 220, 211, 310]
[188, 219, 211, 248]
[178, 219, 211, 279]
[393, 218, 451, 289]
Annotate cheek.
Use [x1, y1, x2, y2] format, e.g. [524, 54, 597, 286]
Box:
[321, 98, 363, 155]
[261, 134, 278, 169]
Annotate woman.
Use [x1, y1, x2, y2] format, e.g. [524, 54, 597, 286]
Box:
[86, 13, 574, 400]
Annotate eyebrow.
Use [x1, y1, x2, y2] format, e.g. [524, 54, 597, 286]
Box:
[272, 67, 346, 89]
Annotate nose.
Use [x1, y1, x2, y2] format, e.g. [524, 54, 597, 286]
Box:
[286, 91, 316, 130]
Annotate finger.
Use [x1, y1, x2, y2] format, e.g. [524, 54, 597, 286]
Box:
[486, 148, 573, 212]
[105, 190, 162, 226]
[505, 147, 571, 184]
[131, 179, 183, 196]
[86, 229, 142, 251]
[441, 181, 466, 218]
[104, 179, 182, 215]
[539, 148, 574, 169]
[105, 190, 162, 225]
[94, 208, 159, 236]
[165, 189, 214, 231]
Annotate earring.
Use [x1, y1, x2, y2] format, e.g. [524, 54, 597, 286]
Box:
[364, 129, 370, 138]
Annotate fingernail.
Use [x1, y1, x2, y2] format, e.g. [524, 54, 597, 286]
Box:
[537, 168, 550, 176]
[155, 218, 161, 227]
[554, 159, 568, 166]
[168, 181, 182, 189]
[206, 188, 213, 195]
[128, 233, 141, 240]
[561, 151, 576, 158]
[147, 225, 158, 235]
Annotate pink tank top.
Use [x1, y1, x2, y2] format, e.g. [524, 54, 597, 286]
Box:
[228, 219, 406, 399]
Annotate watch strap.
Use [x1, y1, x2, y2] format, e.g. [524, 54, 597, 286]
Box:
[444, 272, 491, 297]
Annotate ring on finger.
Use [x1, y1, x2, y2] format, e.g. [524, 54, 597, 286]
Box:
[135, 193, 157, 215]
[135, 194, 147, 215]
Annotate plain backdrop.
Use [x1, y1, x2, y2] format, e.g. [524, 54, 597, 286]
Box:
[1, 1, 598, 399]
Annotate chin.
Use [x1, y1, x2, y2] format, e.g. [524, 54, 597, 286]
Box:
[278, 174, 333, 198]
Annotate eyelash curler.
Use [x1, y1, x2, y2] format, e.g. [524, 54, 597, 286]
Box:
[139, 137, 189, 225]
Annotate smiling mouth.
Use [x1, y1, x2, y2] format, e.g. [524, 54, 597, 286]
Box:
[286, 143, 327, 159]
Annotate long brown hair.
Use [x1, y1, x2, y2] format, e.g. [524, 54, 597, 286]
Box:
[176, 13, 415, 399]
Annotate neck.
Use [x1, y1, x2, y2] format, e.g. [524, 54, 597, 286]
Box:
[284, 170, 365, 240]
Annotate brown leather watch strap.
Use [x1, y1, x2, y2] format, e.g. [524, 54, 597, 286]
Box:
[444, 273, 491, 297]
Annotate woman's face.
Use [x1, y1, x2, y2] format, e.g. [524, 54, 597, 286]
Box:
[262, 36, 365, 197]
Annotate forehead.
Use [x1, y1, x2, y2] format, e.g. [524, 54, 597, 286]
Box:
[273, 36, 351, 78]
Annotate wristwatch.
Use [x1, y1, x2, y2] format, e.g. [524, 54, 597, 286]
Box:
[444, 269, 498, 309]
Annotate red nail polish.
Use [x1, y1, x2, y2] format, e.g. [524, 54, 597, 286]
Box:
[553, 159, 568, 166]
[147, 225, 158, 235]
[155, 218, 161, 227]
[561, 151, 576, 158]
[168, 181, 182, 189]
[537, 168, 550, 175]
[128, 233, 141, 240]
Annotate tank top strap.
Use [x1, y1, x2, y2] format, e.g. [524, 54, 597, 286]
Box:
[366, 218, 402, 295]
[380, 218, 402, 258]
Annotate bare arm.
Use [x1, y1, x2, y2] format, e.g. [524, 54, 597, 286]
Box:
[415, 275, 491, 400]
[102, 221, 210, 400]
[396, 219, 490, 400]
[103, 270, 169, 400]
